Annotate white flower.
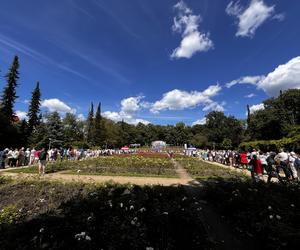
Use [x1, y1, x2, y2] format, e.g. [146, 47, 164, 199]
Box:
[120, 203, 123, 208]
[130, 205, 134, 210]
[139, 207, 146, 212]
[131, 217, 138, 225]
[77, 170, 81, 173]
[276, 215, 281, 220]
[268, 206, 272, 210]
[269, 215, 274, 219]
[146, 247, 154, 250]
[39, 228, 44, 233]
[291, 204, 295, 208]
[182, 196, 187, 201]
[74, 232, 91, 241]
[163, 212, 168, 215]
[39, 198, 46, 203]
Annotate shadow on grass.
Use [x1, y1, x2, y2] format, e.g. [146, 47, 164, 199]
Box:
[0, 182, 210, 250]
[197, 177, 300, 250]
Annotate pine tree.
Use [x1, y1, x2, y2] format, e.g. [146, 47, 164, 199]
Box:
[18, 119, 28, 146]
[93, 102, 103, 146]
[27, 81, 41, 135]
[0, 56, 20, 122]
[45, 112, 65, 148]
[86, 102, 94, 145]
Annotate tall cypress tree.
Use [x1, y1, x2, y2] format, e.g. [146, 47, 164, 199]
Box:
[86, 102, 94, 145]
[93, 102, 102, 146]
[0, 56, 20, 122]
[27, 81, 41, 134]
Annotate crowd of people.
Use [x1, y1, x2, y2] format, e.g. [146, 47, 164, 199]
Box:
[0, 147, 136, 171]
[195, 149, 300, 182]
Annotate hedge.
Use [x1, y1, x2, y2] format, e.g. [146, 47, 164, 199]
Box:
[239, 135, 300, 153]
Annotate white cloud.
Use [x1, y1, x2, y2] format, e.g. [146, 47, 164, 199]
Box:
[150, 84, 222, 113]
[77, 114, 85, 121]
[202, 101, 226, 112]
[249, 103, 264, 114]
[226, 75, 264, 88]
[171, 1, 213, 59]
[245, 93, 256, 98]
[192, 118, 206, 126]
[226, 0, 283, 38]
[41, 98, 75, 113]
[225, 56, 300, 96]
[103, 96, 150, 125]
[15, 110, 27, 120]
[258, 56, 300, 96]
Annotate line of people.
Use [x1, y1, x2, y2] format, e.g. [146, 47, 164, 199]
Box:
[197, 149, 300, 183]
[0, 147, 137, 169]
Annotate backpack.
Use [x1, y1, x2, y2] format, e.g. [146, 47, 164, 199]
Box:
[294, 158, 300, 170]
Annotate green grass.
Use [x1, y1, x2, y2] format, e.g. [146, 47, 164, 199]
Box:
[176, 157, 249, 181]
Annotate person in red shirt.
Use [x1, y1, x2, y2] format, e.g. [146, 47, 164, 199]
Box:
[250, 154, 263, 182]
[239, 152, 248, 169]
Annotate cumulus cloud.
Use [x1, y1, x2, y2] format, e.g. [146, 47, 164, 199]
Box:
[258, 56, 300, 96]
[249, 103, 264, 114]
[15, 110, 27, 120]
[192, 118, 206, 126]
[226, 0, 283, 38]
[226, 56, 300, 96]
[171, 1, 213, 59]
[41, 98, 75, 113]
[102, 96, 150, 125]
[202, 101, 226, 112]
[226, 75, 265, 88]
[150, 84, 222, 113]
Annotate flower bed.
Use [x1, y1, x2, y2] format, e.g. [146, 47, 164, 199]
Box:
[202, 180, 300, 249]
[6, 156, 177, 177]
[0, 180, 211, 249]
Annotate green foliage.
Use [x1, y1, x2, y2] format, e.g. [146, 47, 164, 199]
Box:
[247, 89, 300, 140]
[0, 56, 20, 122]
[63, 113, 84, 143]
[222, 138, 232, 150]
[27, 81, 41, 134]
[205, 111, 244, 148]
[0, 205, 22, 225]
[239, 135, 300, 152]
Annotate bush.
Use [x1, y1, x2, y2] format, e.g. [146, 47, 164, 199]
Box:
[239, 135, 300, 153]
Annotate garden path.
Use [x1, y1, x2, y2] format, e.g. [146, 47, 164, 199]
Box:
[0, 171, 189, 186]
[172, 159, 256, 250]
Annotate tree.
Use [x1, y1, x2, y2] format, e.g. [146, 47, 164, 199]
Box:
[222, 138, 232, 150]
[27, 82, 41, 135]
[0, 56, 20, 122]
[63, 113, 84, 143]
[18, 119, 28, 147]
[86, 102, 94, 145]
[93, 102, 104, 146]
[45, 112, 65, 148]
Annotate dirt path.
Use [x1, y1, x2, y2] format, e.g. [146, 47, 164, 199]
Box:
[172, 159, 255, 250]
[1, 170, 188, 186]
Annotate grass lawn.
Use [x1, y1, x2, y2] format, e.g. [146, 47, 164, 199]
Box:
[176, 157, 249, 181]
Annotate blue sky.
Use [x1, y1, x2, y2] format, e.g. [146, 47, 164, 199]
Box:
[0, 0, 300, 125]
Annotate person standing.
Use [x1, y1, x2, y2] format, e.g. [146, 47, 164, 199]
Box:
[289, 152, 299, 181]
[0, 149, 8, 169]
[38, 148, 47, 176]
[250, 154, 263, 182]
[11, 149, 19, 167]
[275, 149, 292, 181]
